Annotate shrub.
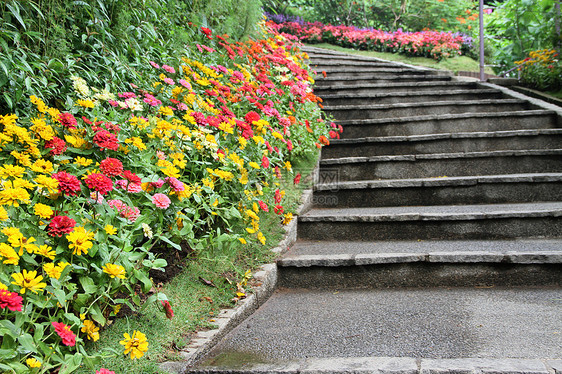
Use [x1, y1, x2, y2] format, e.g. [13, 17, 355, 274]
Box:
[515, 49, 562, 91]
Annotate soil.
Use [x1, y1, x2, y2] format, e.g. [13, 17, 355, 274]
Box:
[149, 240, 194, 283]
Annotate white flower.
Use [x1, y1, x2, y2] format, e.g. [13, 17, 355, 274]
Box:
[70, 75, 91, 97]
[141, 223, 153, 239]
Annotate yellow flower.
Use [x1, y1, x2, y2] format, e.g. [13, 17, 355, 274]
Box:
[104, 225, 117, 235]
[34, 175, 59, 194]
[13, 178, 34, 190]
[257, 232, 266, 245]
[282, 212, 294, 225]
[120, 330, 149, 359]
[43, 262, 70, 280]
[238, 237, 247, 244]
[66, 226, 95, 256]
[81, 320, 100, 341]
[161, 165, 180, 178]
[11, 269, 46, 294]
[284, 161, 292, 171]
[30, 159, 54, 174]
[26, 358, 41, 368]
[0, 206, 8, 221]
[102, 263, 126, 279]
[76, 99, 95, 108]
[9, 235, 37, 256]
[0, 281, 6, 290]
[35, 244, 56, 260]
[0, 182, 30, 207]
[248, 162, 260, 169]
[158, 106, 174, 116]
[34, 203, 54, 219]
[10, 151, 32, 167]
[124, 137, 147, 150]
[0, 243, 19, 265]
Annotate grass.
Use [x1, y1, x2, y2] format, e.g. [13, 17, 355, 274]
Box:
[306, 42, 495, 75]
[545, 90, 562, 99]
[75, 149, 320, 373]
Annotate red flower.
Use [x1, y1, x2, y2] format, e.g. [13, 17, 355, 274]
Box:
[244, 111, 260, 124]
[258, 200, 269, 212]
[52, 321, 76, 346]
[85, 173, 114, 195]
[123, 170, 141, 184]
[52, 171, 82, 196]
[59, 112, 77, 129]
[48, 215, 76, 237]
[261, 156, 270, 168]
[274, 205, 284, 215]
[274, 188, 282, 204]
[0, 289, 23, 312]
[161, 300, 174, 319]
[93, 130, 119, 151]
[99, 157, 123, 177]
[44, 137, 67, 156]
[293, 173, 301, 185]
[201, 27, 213, 39]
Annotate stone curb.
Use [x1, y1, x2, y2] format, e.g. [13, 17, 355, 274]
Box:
[278, 251, 562, 267]
[186, 357, 562, 373]
[159, 184, 316, 373]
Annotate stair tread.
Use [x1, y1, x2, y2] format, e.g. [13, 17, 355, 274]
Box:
[320, 148, 562, 164]
[315, 173, 562, 191]
[319, 88, 501, 99]
[300, 202, 562, 221]
[335, 109, 556, 125]
[324, 98, 525, 110]
[330, 129, 562, 144]
[283, 238, 562, 259]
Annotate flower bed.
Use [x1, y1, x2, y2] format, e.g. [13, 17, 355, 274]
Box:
[0, 22, 339, 373]
[268, 20, 472, 60]
[515, 49, 561, 92]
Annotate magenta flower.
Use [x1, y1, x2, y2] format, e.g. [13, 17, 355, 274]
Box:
[152, 193, 171, 209]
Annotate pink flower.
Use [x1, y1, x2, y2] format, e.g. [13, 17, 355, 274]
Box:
[165, 177, 184, 192]
[152, 193, 171, 209]
[149, 61, 160, 69]
[261, 156, 270, 168]
[52, 322, 76, 346]
[258, 200, 269, 212]
[179, 79, 191, 89]
[96, 369, 116, 374]
[162, 65, 175, 74]
[163, 77, 175, 85]
[0, 289, 23, 312]
[150, 179, 165, 188]
[85, 173, 113, 196]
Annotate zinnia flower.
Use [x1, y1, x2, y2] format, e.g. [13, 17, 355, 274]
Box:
[96, 369, 116, 374]
[48, 215, 76, 237]
[66, 226, 95, 256]
[162, 64, 175, 73]
[52, 321, 76, 346]
[11, 269, 46, 294]
[44, 136, 67, 155]
[293, 173, 301, 185]
[0, 289, 23, 311]
[258, 200, 269, 212]
[52, 171, 81, 196]
[165, 177, 184, 192]
[26, 358, 41, 368]
[59, 112, 77, 129]
[93, 130, 119, 151]
[152, 193, 171, 209]
[81, 319, 100, 341]
[34, 203, 54, 219]
[100, 157, 124, 177]
[120, 330, 149, 359]
[85, 173, 114, 195]
[274, 205, 284, 215]
[123, 170, 141, 184]
[102, 263, 126, 279]
[261, 156, 269, 168]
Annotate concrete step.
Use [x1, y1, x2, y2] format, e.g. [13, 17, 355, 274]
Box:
[313, 68, 432, 79]
[297, 202, 562, 241]
[194, 287, 562, 372]
[313, 173, 562, 208]
[322, 129, 562, 158]
[310, 60, 401, 69]
[314, 80, 481, 96]
[315, 74, 452, 86]
[336, 110, 558, 138]
[319, 88, 504, 106]
[320, 149, 562, 181]
[325, 99, 528, 121]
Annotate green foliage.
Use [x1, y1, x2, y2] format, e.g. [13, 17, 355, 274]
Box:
[516, 49, 562, 91]
[0, 0, 264, 115]
[486, 0, 560, 73]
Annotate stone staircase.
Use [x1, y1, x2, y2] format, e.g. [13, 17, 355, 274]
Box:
[188, 46, 562, 373]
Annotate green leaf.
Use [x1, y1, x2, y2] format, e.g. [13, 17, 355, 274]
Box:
[152, 258, 168, 268]
[156, 234, 181, 250]
[17, 333, 36, 353]
[0, 348, 17, 360]
[6, 2, 27, 31]
[79, 276, 98, 294]
[59, 353, 83, 374]
[133, 269, 152, 293]
[89, 303, 106, 326]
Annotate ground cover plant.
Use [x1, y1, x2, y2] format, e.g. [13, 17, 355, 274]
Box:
[0, 19, 340, 373]
[515, 49, 561, 91]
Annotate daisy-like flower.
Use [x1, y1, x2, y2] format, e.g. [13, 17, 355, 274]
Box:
[66, 226, 95, 256]
[141, 223, 153, 239]
[102, 263, 126, 279]
[0, 182, 30, 207]
[35, 244, 56, 260]
[52, 321, 76, 346]
[44, 136, 67, 155]
[120, 330, 149, 359]
[11, 269, 46, 294]
[96, 369, 116, 374]
[34, 203, 54, 219]
[81, 319, 100, 341]
[93, 130, 119, 151]
[52, 171, 81, 196]
[30, 159, 54, 174]
[84, 173, 113, 195]
[162, 64, 175, 73]
[152, 193, 171, 209]
[0, 288, 23, 311]
[104, 225, 117, 235]
[43, 262, 70, 280]
[282, 212, 294, 225]
[59, 112, 77, 129]
[74, 156, 93, 167]
[34, 174, 59, 194]
[165, 177, 184, 192]
[0, 243, 19, 265]
[123, 170, 141, 184]
[26, 358, 41, 368]
[48, 215, 76, 237]
[100, 157, 123, 177]
[0, 206, 8, 221]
